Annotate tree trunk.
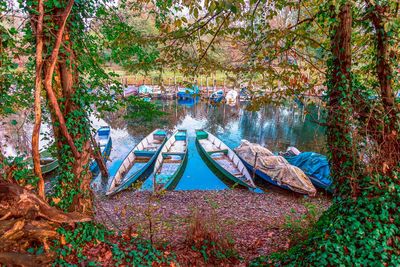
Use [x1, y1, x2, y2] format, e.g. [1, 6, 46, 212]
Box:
[368, 3, 396, 111]
[32, 0, 45, 199]
[41, 0, 80, 160]
[49, 28, 93, 213]
[368, 2, 400, 169]
[326, 2, 358, 196]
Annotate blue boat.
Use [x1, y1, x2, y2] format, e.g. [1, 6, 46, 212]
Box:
[177, 85, 199, 99]
[239, 87, 251, 101]
[283, 151, 332, 191]
[90, 126, 112, 175]
[209, 90, 224, 103]
[138, 85, 153, 96]
[235, 141, 316, 196]
[106, 129, 168, 195]
[177, 96, 199, 107]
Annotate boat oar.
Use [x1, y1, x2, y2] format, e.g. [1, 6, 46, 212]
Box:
[90, 133, 109, 178]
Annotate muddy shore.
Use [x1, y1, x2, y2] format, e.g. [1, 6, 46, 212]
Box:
[95, 189, 331, 265]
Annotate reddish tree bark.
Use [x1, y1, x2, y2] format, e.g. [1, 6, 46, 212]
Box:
[32, 0, 45, 198]
[42, 0, 81, 160]
[368, 3, 396, 110]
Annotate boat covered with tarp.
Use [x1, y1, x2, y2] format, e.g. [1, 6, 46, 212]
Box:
[209, 90, 224, 103]
[235, 140, 316, 196]
[282, 147, 332, 191]
[177, 85, 199, 99]
[153, 129, 188, 190]
[196, 130, 256, 189]
[106, 129, 167, 195]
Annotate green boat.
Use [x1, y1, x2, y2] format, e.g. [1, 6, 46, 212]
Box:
[153, 129, 188, 190]
[39, 150, 59, 174]
[195, 129, 256, 189]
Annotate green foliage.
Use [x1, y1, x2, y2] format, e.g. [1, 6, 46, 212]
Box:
[283, 201, 320, 241]
[124, 96, 166, 121]
[250, 170, 400, 266]
[0, 154, 38, 186]
[53, 222, 175, 266]
[191, 239, 241, 263]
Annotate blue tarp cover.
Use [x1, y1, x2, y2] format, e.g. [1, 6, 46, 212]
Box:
[284, 152, 332, 188]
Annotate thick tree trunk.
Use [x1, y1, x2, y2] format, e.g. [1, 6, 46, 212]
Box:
[32, 0, 45, 198]
[327, 2, 358, 196]
[49, 28, 93, 213]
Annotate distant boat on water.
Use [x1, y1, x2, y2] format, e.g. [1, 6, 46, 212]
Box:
[177, 85, 199, 99]
[225, 90, 238, 105]
[209, 90, 224, 103]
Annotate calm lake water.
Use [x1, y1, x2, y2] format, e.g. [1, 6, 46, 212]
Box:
[91, 99, 326, 193]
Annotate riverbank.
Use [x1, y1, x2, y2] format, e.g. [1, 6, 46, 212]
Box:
[95, 189, 331, 266]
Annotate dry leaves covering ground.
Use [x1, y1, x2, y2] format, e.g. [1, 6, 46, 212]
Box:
[95, 189, 331, 266]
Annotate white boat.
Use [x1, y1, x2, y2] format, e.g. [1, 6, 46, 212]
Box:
[225, 90, 238, 104]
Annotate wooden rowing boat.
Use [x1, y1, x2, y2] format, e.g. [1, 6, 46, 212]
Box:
[37, 126, 111, 175]
[90, 126, 112, 175]
[40, 150, 59, 174]
[235, 140, 316, 196]
[195, 130, 256, 189]
[106, 129, 168, 195]
[153, 129, 188, 190]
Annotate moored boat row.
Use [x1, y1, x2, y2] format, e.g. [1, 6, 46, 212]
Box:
[39, 125, 330, 196]
[103, 128, 331, 196]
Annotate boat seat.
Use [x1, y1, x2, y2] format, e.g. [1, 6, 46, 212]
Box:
[163, 159, 182, 163]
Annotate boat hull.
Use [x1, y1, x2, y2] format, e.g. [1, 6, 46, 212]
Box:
[196, 140, 251, 188]
[239, 156, 292, 191]
[109, 146, 163, 196]
[163, 150, 188, 190]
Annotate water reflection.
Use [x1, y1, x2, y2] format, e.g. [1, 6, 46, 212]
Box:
[1, 99, 325, 192]
[94, 100, 325, 192]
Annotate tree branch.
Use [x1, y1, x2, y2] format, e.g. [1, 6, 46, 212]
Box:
[32, 0, 45, 199]
[42, 0, 81, 159]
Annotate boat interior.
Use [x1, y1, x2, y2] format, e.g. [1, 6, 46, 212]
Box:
[96, 127, 111, 147]
[155, 130, 187, 184]
[197, 130, 245, 178]
[112, 130, 167, 188]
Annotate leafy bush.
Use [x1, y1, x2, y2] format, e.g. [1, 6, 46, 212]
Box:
[53, 222, 175, 266]
[251, 171, 400, 266]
